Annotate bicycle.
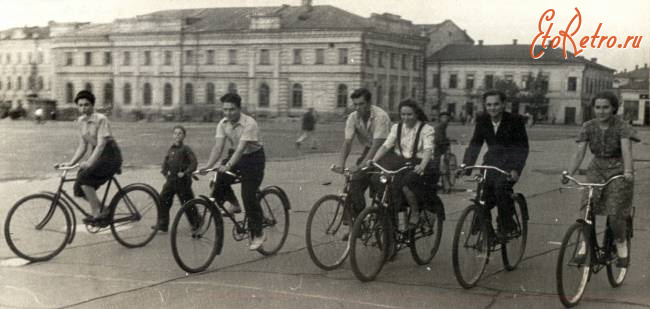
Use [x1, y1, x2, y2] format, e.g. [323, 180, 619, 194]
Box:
[4, 164, 161, 262]
[556, 172, 632, 307]
[451, 164, 529, 289]
[349, 161, 444, 282]
[439, 144, 458, 194]
[170, 167, 291, 273]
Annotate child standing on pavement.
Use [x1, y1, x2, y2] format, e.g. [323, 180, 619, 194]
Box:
[155, 125, 198, 232]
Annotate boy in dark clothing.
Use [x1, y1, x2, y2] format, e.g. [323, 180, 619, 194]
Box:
[156, 125, 198, 232]
[296, 107, 318, 149]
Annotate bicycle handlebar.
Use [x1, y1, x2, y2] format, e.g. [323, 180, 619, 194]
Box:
[193, 167, 237, 177]
[561, 171, 626, 188]
[458, 164, 510, 177]
[54, 164, 80, 171]
[370, 161, 412, 174]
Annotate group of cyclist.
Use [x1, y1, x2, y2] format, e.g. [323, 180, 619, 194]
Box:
[55, 84, 639, 270]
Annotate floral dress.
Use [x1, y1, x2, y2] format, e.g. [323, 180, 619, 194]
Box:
[577, 115, 640, 216]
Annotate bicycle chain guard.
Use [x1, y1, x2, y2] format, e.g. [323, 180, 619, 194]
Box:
[232, 220, 249, 241]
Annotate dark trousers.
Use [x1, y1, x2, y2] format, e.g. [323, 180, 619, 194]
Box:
[212, 148, 265, 236]
[484, 171, 516, 232]
[344, 148, 373, 224]
[159, 176, 195, 228]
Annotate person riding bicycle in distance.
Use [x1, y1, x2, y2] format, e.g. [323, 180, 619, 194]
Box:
[462, 90, 529, 238]
[333, 88, 392, 236]
[369, 99, 439, 229]
[198, 93, 267, 250]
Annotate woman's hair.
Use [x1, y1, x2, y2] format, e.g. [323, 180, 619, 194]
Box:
[398, 99, 428, 122]
[74, 90, 96, 105]
[173, 125, 186, 135]
[591, 91, 620, 114]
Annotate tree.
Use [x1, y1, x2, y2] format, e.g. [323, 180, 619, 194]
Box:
[518, 71, 549, 121]
[493, 78, 521, 109]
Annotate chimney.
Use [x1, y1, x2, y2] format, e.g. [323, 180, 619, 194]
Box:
[645, 63, 648, 69]
[624, 68, 627, 73]
[513, 39, 517, 45]
[635, 64, 639, 70]
[301, 0, 312, 7]
[478, 40, 483, 46]
[590, 57, 597, 63]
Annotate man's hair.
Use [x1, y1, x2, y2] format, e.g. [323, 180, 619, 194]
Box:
[482, 90, 506, 103]
[220, 93, 242, 108]
[591, 91, 620, 114]
[74, 90, 96, 105]
[173, 125, 186, 135]
[350, 88, 372, 103]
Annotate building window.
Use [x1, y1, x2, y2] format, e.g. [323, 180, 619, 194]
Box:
[401, 85, 408, 99]
[206, 50, 215, 65]
[104, 83, 113, 105]
[65, 52, 73, 66]
[103, 52, 112, 65]
[0, 80, 2, 90]
[315, 49, 325, 65]
[401, 54, 408, 70]
[449, 74, 458, 89]
[411, 87, 417, 98]
[17, 76, 22, 90]
[185, 50, 194, 65]
[143, 51, 152, 66]
[522, 73, 531, 90]
[433, 73, 440, 88]
[338, 48, 348, 64]
[206, 83, 215, 104]
[376, 85, 384, 107]
[466, 74, 475, 89]
[228, 82, 237, 94]
[185, 83, 194, 105]
[365, 50, 372, 66]
[505, 74, 514, 82]
[378, 51, 384, 67]
[6, 77, 11, 90]
[17, 53, 22, 64]
[163, 83, 173, 106]
[66, 83, 74, 103]
[28, 76, 35, 90]
[164, 51, 172, 65]
[292, 83, 303, 108]
[84, 52, 92, 66]
[123, 83, 132, 105]
[390, 53, 397, 69]
[259, 49, 270, 65]
[143, 83, 152, 106]
[293, 49, 302, 64]
[412, 56, 419, 70]
[484, 74, 494, 89]
[388, 85, 396, 111]
[28, 52, 33, 64]
[568, 77, 577, 91]
[228, 49, 237, 65]
[123, 51, 131, 66]
[337, 84, 348, 108]
[37, 52, 44, 64]
[259, 83, 270, 107]
[84, 82, 93, 93]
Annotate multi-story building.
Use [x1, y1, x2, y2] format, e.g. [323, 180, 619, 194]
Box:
[426, 41, 615, 124]
[615, 64, 649, 125]
[52, 1, 428, 119]
[416, 20, 473, 56]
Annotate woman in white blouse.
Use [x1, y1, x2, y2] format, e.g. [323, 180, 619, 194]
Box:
[370, 99, 436, 229]
[57, 90, 123, 224]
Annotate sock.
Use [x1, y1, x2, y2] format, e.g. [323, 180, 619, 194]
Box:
[577, 241, 586, 255]
[616, 240, 628, 258]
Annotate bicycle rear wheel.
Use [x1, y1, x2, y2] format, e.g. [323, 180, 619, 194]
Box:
[605, 223, 629, 287]
[257, 187, 290, 256]
[501, 194, 528, 271]
[350, 206, 390, 282]
[556, 222, 592, 307]
[305, 195, 350, 270]
[410, 208, 443, 265]
[452, 205, 489, 289]
[170, 199, 223, 273]
[109, 184, 160, 248]
[4, 194, 72, 262]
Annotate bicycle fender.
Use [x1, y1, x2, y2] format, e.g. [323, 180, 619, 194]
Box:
[124, 183, 162, 206]
[513, 193, 529, 221]
[262, 186, 291, 210]
[39, 191, 77, 244]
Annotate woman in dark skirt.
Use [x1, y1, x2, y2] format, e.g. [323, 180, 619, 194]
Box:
[57, 90, 122, 223]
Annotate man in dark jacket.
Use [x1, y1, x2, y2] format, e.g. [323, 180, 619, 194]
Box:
[462, 90, 529, 237]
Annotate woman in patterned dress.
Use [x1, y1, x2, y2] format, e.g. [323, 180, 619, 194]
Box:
[565, 91, 640, 267]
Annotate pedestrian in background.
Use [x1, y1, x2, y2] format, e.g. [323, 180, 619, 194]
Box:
[156, 125, 198, 232]
[296, 107, 318, 150]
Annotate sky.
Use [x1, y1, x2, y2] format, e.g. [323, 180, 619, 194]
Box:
[1, 0, 649, 72]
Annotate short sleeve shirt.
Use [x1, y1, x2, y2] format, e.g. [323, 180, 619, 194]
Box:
[344, 105, 391, 147]
[577, 116, 640, 158]
[383, 122, 435, 159]
[77, 112, 113, 147]
[215, 113, 263, 154]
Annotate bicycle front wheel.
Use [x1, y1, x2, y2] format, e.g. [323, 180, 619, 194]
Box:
[556, 222, 592, 308]
[4, 194, 72, 262]
[349, 206, 390, 282]
[109, 184, 160, 248]
[170, 199, 223, 273]
[257, 187, 290, 256]
[305, 195, 350, 270]
[501, 194, 528, 271]
[410, 208, 443, 265]
[452, 205, 489, 289]
[605, 223, 629, 287]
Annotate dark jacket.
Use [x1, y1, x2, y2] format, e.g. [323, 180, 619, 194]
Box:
[161, 143, 198, 179]
[302, 111, 316, 131]
[462, 112, 529, 175]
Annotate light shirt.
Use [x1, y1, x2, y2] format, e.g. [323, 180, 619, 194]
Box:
[492, 120, 501, 134]
[77, 112, 113, 147]
[383, 121, 435, 159]
[215, 113, 263, 154]
[344, 105, 391, 147]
